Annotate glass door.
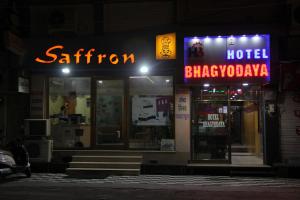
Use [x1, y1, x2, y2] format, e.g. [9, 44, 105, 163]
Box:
[95, 79, 124, 145]
[191, 87, 230, 163]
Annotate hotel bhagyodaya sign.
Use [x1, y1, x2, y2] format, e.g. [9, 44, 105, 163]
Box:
[156, 33, 176, 60]
[184, 34, 271, 83]
[35, 45, 135, 65]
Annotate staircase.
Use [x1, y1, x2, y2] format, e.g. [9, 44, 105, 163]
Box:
[66, 150, 143, 177]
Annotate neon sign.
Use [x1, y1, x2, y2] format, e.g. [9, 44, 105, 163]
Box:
[35, 45, 135, 65]
[185, 64, 268, 78]
[184, 34, 271, 83]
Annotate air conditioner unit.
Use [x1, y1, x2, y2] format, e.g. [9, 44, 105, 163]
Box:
[24, 139, 53, 163]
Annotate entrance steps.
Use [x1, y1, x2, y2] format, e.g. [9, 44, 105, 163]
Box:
[66, 150, 143, 176]
[231, 145, 255, 153]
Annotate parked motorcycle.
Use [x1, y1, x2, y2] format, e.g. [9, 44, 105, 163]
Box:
[0, 139, 31, 178]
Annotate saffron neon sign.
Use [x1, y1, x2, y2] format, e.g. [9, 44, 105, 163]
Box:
[184, 34, 270, 83]
[35, 45, 135, 65]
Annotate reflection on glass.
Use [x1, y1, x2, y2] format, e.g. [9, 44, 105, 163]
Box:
[96, 80, 124, 144]
[193, 86, 228, 101]
[191, 101, 229, 161]
[129, 76, 174, 150]
[49, 77, 91, 148]
[229, 86, 261, 101]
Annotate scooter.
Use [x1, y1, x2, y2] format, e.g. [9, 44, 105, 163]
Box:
[0, 139, 31, 178]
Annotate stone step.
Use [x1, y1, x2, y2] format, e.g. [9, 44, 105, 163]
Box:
[69, 162, 141, 169]
[72, 155, 143, 162]
[231, 145, 255, 153]
[73, 150, 143, 156]
[66, 167, 140, 176]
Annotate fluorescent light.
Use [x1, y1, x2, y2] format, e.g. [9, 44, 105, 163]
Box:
[165, 79, 170, 83]
[242, 83, 249, 86]
[237, 89, 242, 92]
[129, 76, 154, 83]
[98, 80, 103, 84]
[203, 83, 210, 87]
[62, 67, 70, 74]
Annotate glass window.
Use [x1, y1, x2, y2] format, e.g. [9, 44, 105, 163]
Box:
[229, 85, 261, 101]
[192, 86, 228, 101]
[129, 76, 174, 150]
[191, 101, 229, 161]
[49, 77, 91, 149]
[96, 80, 124, 144]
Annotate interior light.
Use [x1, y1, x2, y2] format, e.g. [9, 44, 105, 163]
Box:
[242, 83, 249, 86]
[140, 65, 149, 74]
[98, 80, 103, 84]
[203, 83, 210, 87]
[62, 67, 70, 74]
[165, 79, 170, 83]
[237, 89, 242, 92]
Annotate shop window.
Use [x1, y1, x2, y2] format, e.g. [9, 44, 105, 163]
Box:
[129, 76, 174, 150]
[96, 80, 124, 144]
[49, 77, 91, 149]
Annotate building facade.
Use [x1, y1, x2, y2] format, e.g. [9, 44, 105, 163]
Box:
[1, 0, 300, 173]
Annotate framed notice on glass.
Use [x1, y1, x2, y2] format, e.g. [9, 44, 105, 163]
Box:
[18, 77, 29, 93]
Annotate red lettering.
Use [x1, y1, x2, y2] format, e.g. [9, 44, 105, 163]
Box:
[236, 64, 244, 77]
[211, 65, 218, 77]
[202, 65, 210, 77]
[227, 65, 234, 77]
[185, 66, 193, 78]
[193, 66, 201, 78]
[219, 65, 227, 77]
[183, 63, 270, 79]
[252, 64, 260, 76]
[244, 64, 253, 77]
[260, 64, 269, 77]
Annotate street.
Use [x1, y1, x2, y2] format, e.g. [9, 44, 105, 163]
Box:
[0, 173, 300, 200]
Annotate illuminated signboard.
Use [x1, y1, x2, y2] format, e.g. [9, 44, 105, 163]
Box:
[184, 34, 270, 83]
[156, 33, 176, 60]
[35, 45, 135, 65]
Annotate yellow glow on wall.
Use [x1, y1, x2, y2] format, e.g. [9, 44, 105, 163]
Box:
[156, 33, 176, 60]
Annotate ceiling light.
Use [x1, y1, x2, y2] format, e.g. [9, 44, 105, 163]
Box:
[140, 66, 149, 74]
[62, 67, 70, 74]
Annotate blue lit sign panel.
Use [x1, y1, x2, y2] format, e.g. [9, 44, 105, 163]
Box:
[184, 34, 271, 83]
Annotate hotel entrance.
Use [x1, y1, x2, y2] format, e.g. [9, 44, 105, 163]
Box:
[191, 85, 264, 165]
